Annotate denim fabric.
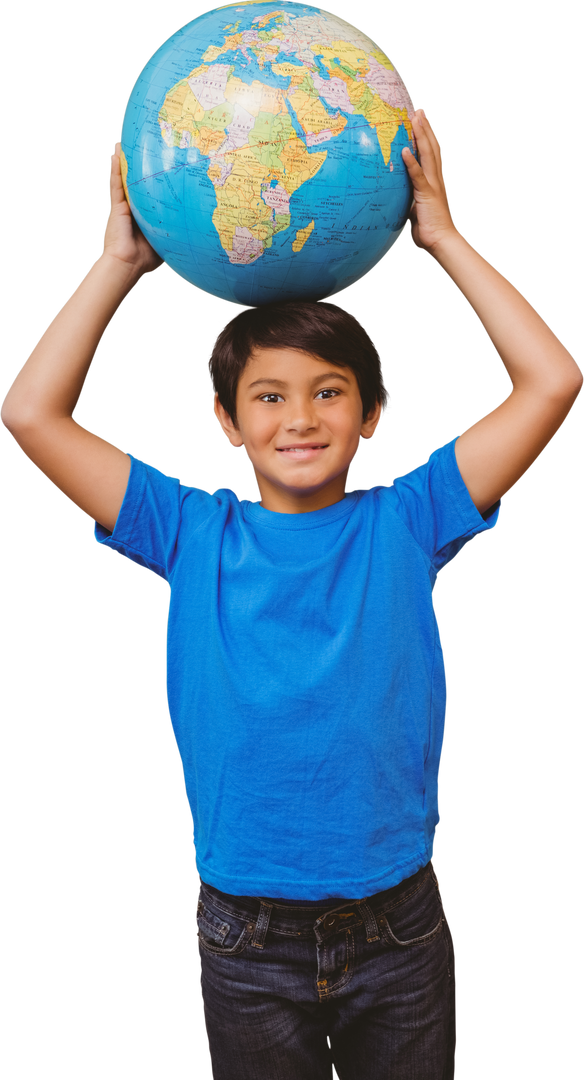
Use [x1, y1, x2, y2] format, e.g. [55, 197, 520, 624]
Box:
[197, 862, 455, 1079]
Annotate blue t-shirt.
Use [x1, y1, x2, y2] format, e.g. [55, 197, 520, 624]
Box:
[96, 438, 499, 900]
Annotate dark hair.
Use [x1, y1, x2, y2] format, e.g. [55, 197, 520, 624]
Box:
[209, 300, 387, 423]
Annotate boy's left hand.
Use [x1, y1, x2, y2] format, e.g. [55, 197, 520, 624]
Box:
[402, 112, 457, 254]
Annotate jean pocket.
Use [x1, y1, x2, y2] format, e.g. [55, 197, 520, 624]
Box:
[378, 870, 444, 948]
[197, 894, 254, 956]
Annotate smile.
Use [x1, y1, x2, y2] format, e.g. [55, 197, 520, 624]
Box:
[276, 445, 328, 454]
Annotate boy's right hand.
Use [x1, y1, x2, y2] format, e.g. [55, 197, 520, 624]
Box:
[103, 144, 163, 275]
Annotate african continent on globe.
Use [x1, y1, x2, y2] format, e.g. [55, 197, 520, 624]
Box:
[121, 2, 416, 305]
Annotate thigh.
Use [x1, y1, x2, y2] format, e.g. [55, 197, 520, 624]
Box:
[197, 887, 333, 1080]
[331, 868, 456, 1080]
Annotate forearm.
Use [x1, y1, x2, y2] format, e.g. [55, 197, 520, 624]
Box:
[430, 231, 581, 395]
[2, 254, 142, 428]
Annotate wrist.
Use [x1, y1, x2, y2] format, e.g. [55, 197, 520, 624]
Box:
[427, 227, 467, 264]
[98, 251, 145, 290]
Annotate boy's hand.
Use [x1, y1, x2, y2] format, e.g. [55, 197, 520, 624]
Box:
[402, 112, 457, 254]
[103, 143, 163, 275]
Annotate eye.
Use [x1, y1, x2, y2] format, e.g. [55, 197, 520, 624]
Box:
[256, 390, 338, 403]
[315, 388, 340, 400]
[259, 393, 284, 403]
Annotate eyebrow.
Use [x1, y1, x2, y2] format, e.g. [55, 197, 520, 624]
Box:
[246, 372, 351, 390]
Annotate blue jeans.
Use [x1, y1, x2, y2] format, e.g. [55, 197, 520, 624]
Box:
[197, 862, 455, 1079]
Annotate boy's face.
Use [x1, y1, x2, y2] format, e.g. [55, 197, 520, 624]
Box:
[214, 347, 381, 512]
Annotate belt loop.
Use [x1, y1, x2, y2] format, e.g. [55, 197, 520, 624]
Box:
[251, 901, 272, 949]
[358, 900, 380, 942]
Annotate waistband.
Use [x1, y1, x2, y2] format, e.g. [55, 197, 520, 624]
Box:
[196, 868, 436, 954]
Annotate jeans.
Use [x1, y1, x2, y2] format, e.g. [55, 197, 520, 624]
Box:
[197, 861, 455, 1079]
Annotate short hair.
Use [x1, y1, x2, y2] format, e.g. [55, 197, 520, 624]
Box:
[209, 300, 387, 424]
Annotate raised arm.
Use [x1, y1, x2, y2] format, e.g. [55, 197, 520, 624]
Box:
[403, 107, 578, 516]
[1, 146, 162, 532]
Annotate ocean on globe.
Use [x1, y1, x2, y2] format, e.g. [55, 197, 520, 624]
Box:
[121, 2, 416, 305]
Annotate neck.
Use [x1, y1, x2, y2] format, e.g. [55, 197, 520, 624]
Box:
[255, 471, 349, 513]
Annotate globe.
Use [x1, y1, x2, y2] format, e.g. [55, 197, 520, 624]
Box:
[121, 2, 416, 305]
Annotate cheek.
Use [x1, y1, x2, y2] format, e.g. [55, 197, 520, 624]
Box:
[258, 412, 281, 437]
[327, 403, 363, 442]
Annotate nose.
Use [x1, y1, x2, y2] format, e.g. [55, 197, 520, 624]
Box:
[278, 401, 321, 429]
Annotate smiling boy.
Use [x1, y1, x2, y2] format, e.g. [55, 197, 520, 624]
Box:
[2, 113, 581, 1079]
[223, 344, 366, 500]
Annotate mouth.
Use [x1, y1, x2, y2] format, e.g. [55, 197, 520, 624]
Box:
[276, 444, 328, 457]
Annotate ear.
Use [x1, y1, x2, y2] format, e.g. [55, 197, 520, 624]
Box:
[360, 400, 382, 440]
[211, 393, 241, 447]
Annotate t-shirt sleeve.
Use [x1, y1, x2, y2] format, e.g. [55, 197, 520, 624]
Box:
[387, 437, 500, 571]
[94, 455, 219, 581]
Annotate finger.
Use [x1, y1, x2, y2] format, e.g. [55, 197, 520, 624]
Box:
[110, 149, 118, 174]
[402, 145, 427, 184]
[422, 121, 442, 167]
[410, 111, 440, 186]
[110, 144, 125, 175]
[410, 110, 442, 165]
[109, 152, 127, 206]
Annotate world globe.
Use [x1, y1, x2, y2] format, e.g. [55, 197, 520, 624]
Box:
[121, 2, 416, 305]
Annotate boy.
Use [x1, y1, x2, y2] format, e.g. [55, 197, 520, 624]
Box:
[2, 111, 580, 1079]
